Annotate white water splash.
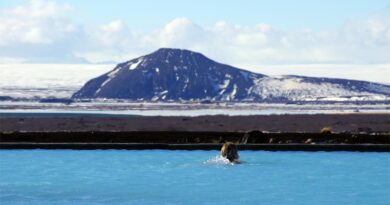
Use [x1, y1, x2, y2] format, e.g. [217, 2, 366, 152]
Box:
[204, 155, 232, 165]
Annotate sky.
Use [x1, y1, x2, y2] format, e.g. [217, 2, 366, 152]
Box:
[0, 0, 390, 83]
[1, 0, 389, 31]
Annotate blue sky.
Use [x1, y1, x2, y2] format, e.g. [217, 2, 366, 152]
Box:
[1, 0, 389, 31]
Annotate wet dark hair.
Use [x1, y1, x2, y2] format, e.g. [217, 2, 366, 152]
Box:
[221, 142, 239, 162]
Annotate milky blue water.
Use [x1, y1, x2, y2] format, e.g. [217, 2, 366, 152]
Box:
[0, 150, 389, 205]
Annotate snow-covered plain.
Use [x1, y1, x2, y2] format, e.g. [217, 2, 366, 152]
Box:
[0, 64, 113, 98]
[0, 101, 388, 116]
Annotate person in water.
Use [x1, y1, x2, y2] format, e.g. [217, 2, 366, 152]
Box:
[221, 142, 240, 163]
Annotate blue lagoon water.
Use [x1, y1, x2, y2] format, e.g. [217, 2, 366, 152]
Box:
[0, 150, 389, 205]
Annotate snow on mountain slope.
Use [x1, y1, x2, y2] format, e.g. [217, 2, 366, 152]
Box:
[250, 75, 390, 101]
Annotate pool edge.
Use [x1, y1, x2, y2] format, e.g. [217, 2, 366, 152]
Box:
[1, 143, 389, 152]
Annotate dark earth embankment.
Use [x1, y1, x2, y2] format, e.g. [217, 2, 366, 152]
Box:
[1, 113, 389, 151]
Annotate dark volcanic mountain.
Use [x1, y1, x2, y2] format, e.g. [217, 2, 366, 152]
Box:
[73, 48, 390, 102]
[72, 48, 264, 101]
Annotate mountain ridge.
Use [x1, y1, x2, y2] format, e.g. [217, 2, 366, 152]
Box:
[72, 48, 390, 102]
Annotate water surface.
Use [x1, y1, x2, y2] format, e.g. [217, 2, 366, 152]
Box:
[0, 150, 389, 205]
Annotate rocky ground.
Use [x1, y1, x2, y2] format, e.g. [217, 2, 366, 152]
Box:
[1, 113, 389, 133]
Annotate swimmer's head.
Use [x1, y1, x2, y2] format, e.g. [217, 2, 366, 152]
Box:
[221, 142, 239, 162]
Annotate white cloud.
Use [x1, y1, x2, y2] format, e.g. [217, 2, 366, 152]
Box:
[0, 0, 390, 81]
[23, 27, 47, 43]
[73, 19, 141, 63]
[73, 14, 390, 66]
[158, 18, 206, 47]
[0, 0, 75, 45]
[0, 0, 81, 63]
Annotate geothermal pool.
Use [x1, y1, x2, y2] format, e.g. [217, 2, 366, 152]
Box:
[0, 150, 389, 205]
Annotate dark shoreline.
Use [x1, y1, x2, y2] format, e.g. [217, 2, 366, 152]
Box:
[1, 113, 389, 151]
[1, 131, 389, 152]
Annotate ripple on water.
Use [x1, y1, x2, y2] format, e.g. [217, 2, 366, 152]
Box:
[0, 150, 389, 205]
